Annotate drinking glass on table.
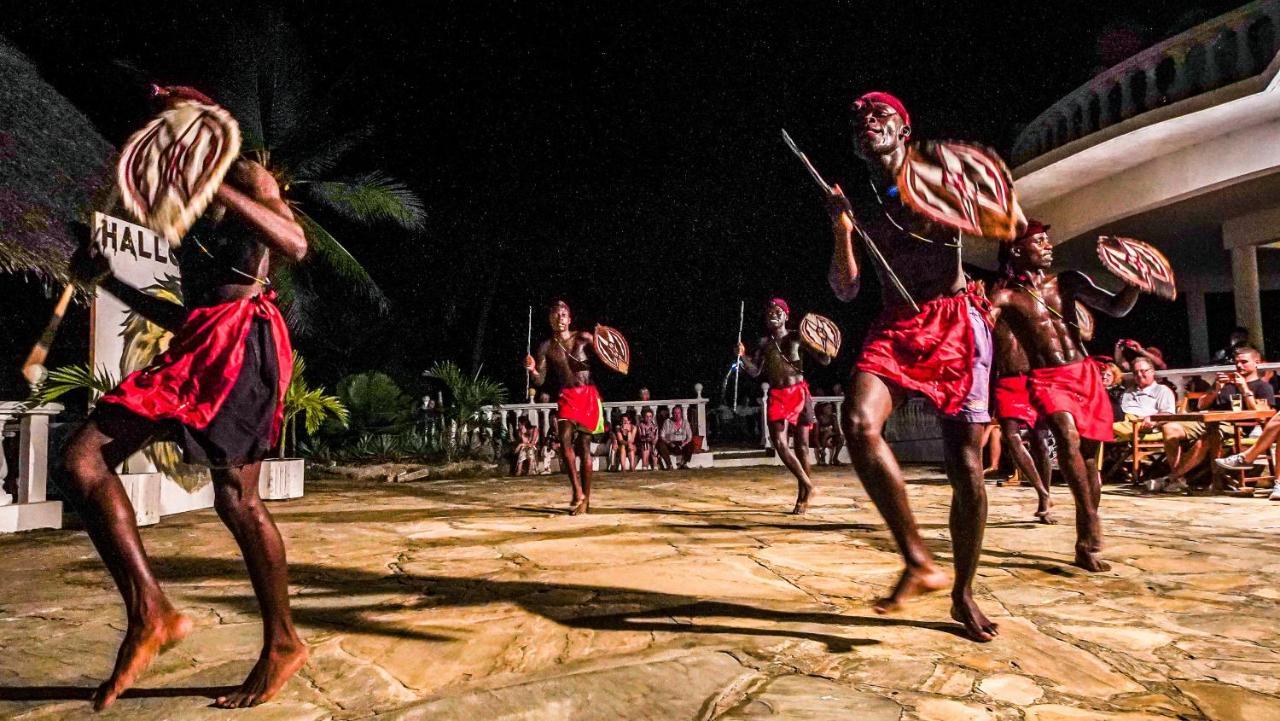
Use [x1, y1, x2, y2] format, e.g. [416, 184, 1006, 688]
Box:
[1230, 393, 1243, 411]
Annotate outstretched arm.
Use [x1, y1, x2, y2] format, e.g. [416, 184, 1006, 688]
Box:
[737, 339, 764, 378]
[826, 184, 861, 302]
[215, 159, 307, 262]
[1062, 270, 1139, 318]
[525, 340, 549, 387]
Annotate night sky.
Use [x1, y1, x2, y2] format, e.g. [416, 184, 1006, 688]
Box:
[3, 1, 1244, 403]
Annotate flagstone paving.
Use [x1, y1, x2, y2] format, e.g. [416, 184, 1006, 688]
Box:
[1, 465, 1279, 720]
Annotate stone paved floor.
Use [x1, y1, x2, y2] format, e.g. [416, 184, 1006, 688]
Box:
[2, 465, 1280, 720]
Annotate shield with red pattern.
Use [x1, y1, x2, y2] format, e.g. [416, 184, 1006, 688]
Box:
[117, 100, 241, 246]
[1074, 302, 1096, 342]
[593, 324, 631, 375]
[1096, 236, 1177, 301]
[897, 140, 1019, 241]
[799, 313, 842, 358]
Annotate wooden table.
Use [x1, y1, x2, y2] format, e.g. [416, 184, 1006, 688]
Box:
[1149, 409, 1276, 492]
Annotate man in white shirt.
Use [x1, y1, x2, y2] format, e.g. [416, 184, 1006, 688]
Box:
[1114, 358, 1194, 473]
[658, 406, 695, 469]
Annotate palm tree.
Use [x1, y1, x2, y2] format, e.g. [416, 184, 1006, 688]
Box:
[279, 352, 348, 458]
[203, 11, 426, 336]
[424, 361, 508, 459]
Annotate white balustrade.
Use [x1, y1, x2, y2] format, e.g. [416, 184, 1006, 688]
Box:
[481, 384, 711, 452]
[0, 401, 64, 532]
[1013, 0, 1280, 165]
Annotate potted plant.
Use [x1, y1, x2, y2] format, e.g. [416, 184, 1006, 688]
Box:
[261, 352, 348, 500]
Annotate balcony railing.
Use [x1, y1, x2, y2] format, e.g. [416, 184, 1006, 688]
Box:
[0, 401, 64, 532]
[1013, 0, 1280, 167]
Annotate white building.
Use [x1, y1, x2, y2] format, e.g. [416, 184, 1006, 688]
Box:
[1007, 0, 1280, 363]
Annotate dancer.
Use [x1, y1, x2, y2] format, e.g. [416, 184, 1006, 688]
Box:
[524, 300, 621, 513]
[737, 298, 833, 513]
[823, 91, 1012, 641]
[61, 88, 308, 711]
[988, 221, 1139, 571]
[991, 300, 1056, 524]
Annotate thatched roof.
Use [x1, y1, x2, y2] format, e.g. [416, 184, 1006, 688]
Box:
[0, 35, 114, 286]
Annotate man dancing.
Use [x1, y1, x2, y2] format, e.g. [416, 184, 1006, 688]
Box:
[824, 91, 1007, 641]
[61, 87, 308, 711]
[525, 300, 617, 514]
[989, 221, 1138, 571]
[737, 298, 833, 514]
[992, 294, 1056, 524]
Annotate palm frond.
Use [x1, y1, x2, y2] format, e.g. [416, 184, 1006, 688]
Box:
[293, 210, 389, 311]
[301, 172, 426, 231]
[287, 126, 375, 179]
[27, 363, 118, 406]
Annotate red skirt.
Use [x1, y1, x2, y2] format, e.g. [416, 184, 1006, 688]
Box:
[855, 287, 991, 416]
[1027, 359, 1112, 442]
[768, 381, 815, 427]
[993, 374, 1037, 426]
[557, 384, 605, 434]
[97, 292, 292, 466]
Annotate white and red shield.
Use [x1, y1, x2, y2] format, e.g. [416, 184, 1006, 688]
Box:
[117, 100, 241, 246]
[897, 140, 1019, 241]
[1096, 236, 1176, 301]
[799, 313, 842, 358]
[593, 324, 631, 375]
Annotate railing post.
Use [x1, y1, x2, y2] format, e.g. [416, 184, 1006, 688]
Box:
[694, 383, 709, 452]
[0, 407, 12, 507]
[17, 410, 51, 504]
[760, 382, 772, 449]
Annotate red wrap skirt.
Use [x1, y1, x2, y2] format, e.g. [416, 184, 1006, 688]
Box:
[993, 374, 1037, 426]
[855, 287, 992, 418]
[557, 384, 605, 434]
[96, 292, 292, 468]
[767, 381, 815, 427]
[1027, 359, 1112, 442]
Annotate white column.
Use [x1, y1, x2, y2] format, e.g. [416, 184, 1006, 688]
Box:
[0, 410, 11, 507]
[1231, 245, 1265, 355]
[17, 411, 51, 504]
[1185, 287, 1210, 365]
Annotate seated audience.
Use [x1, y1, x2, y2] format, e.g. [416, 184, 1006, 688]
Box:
[1114, 338, 1168, 372]
[658, 405, 695, 470]
[1112, 358, 1194, 474]
[1154, 347, 1274, 493]
[636, 408, 659, 470]
[512, 417, 541, 476]
[815, 400, 844, 465]
[1215, 411, 1280, 500]
[616, 414, 637, 471]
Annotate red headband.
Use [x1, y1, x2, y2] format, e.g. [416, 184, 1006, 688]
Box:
[1015, 219, 1051, 241]
[151, 84, 217, 106]
[855, 91, 911, 129]
[768, 298, 790, 315]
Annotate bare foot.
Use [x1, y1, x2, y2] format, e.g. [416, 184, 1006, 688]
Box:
[791, 482, 815, 515]
[873, 566, 950, 614]
[93, 610, 193, 711]
[568, 499, 586, 516]
[950, 596, 999, 642]
[215, 640, 309, 709]
[1034, 509, 1057, 525]
[1073, 549, 1111, 572]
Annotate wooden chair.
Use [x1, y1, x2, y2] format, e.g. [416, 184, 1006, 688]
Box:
[1212, 415, 1278, 494]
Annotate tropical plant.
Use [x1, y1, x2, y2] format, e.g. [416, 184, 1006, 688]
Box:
[424, 361, 508, 459]
[279, 351, 348, 458]
[328, 371, 418, 438]
[205, 15, 427, 335]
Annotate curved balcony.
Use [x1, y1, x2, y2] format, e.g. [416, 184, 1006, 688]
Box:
[1013, 0, 1280, 168]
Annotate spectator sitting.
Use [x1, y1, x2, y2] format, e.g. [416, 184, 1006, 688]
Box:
[616, 414, 637, 471]
[1113, 338, 1168, 372]
[1112, 358, 1195, 477]
[1212, 326, 1251, 363]
[658, 405, 695, 470]
[1154, 346, 1275, 493]
[1215, 410, 1280, 500]
[1101, 362, 1125, 422]
[512, 417, 541, 476]
[815, 400, 844, 465]
[538, 412, 560, 474]
[636, 408, 659, 470]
